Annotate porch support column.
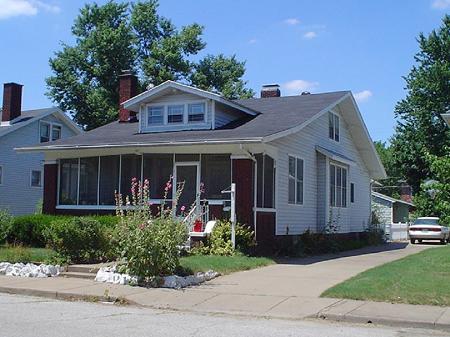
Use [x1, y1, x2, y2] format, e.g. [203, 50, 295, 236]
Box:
[232, 158, 254, 228]
[43, 161, 58, 214]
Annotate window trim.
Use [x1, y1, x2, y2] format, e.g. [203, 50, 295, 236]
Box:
[30, 169, 43, 188]
[288, 154, 304, 206]
[329, 162, 348, 208]
[40, 121, 63, 143]
[143, 100, 208, 130]
[328, 111, 340, 142]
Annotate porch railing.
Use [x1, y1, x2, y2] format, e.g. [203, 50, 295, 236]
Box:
[182, 203, 210, 232]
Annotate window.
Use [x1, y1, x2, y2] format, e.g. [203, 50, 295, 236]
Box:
[40, 122, 50, 142]
[99, 156, 120, 205]
[167, 105, 184, 124]
[350, 183, 355, 203]
[328, 112, 340, 142]
[147, 106, 164, 125]
[201, 154, 231, 200]
[30, 170, 42, 187]
[288, 156, 303, 205]
[52, 125, 61, 141]
[330, 163, 347, 207]
[188, 103, 205, 123]
[0, 166, 3, 185]
[79, 157, 99, 205]
[143, 154, 174, 199]
[59, 159, 79, 205]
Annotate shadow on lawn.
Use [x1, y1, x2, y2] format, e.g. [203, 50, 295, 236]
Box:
[274, 242, 410, 266]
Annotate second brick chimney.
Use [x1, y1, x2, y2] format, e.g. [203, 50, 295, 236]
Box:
[2, 82, 23, 124]
[119, 70, 138, 122]
[260, 84, 281, 98]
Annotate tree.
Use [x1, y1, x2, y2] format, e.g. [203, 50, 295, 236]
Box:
[373, 141, 401, 198]
[390, 15, 450, 191]
[46, 1, 254, 130]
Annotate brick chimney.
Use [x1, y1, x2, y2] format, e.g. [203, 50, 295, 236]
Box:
[119, 70, 138, 122]
[400, 183, 412, 203]
[261, 84, 281, 98]
[2, 82, 23, 123]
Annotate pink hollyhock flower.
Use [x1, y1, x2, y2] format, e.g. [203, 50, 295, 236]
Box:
[180, 206, 186, 212]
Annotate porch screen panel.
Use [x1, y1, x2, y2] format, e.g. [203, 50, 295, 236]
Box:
[120, 155, 142, 198]
[143, 154, 173, 199]
[99, 156, 120, 205]
[256, 154, 263, 206]
[201, 154, 231, 199]
[59, 159, 79, 205]
[256, 154, 275, 208]
[79, 157, 99, 205]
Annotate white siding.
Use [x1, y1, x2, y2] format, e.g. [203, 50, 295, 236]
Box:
[0, 115, 76, 215]
[270, 108, 371, 235]
[372, 196, 392, 225]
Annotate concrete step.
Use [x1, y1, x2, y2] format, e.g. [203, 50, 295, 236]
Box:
[66, 265, 100, 274]
[60, 271, 96, 280]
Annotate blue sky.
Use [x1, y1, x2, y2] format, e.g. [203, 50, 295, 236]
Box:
[0, 0, 448, 142]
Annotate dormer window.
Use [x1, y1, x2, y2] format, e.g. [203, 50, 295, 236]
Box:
[188, 103, 205, 123]
[168, 105, 184, 124]
[147, 106, 164, 125]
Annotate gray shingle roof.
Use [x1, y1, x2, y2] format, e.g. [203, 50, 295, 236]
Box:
[0, 108, 58, 138]
[29, 91, 349, 148]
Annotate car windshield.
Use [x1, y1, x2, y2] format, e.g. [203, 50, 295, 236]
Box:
[414, 219, 439, 225]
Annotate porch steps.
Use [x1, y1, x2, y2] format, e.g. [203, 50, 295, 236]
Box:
[60, 263, 114, 280]
[59, 271, 96, 280]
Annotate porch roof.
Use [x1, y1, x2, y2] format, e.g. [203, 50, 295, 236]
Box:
[372, 191, 415, 207]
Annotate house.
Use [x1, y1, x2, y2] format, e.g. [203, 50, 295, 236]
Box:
[17, 72, 386, 247]
[0, 83, 81, 215]
[371, 191, 414, 225]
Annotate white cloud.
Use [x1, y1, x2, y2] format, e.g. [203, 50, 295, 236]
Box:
[354, 90, 373, 103]
[303, 31, 317, 39]
[283, 18, 300, 25]
[0, 0, 60, 19]
[431, 0, 450, 9]
[248, 38, 257, 44]
[282, 79, 319, 95]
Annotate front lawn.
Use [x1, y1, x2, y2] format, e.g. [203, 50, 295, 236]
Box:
[179, 255, 274, 275]
[0, 246, 56, 264]
[322, 246, 450, 306]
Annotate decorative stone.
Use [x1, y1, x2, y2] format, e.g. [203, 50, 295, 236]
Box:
[0, 262, 62, 278]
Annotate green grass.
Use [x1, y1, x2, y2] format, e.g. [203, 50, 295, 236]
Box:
[0, 245, 57, 264]
[322, 246, 450, 306]
[179, 255, 274, 275]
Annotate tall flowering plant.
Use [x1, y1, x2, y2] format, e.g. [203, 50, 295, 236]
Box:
[114, 177, 188, 278]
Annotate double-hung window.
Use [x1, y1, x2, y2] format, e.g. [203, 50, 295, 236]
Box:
[188, 103, 205, 123]
[328, 112, 340, 142]
[40, 122, 61, 142]
[288, 156, 304, 205]
[31, 170, 42, 187]
[147, 106, 164, 125]
[167, 105, 184, 124]
[330, 163, 347, 207]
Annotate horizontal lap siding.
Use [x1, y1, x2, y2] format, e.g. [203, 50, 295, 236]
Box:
[372, 196, 392, 224]
[270, 107, 371, 235]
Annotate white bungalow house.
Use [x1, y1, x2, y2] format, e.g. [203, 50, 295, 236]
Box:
[18, 73, 386, 249]
[0, 83, 81, 215]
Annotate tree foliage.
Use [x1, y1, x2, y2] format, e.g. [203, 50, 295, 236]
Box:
[373, 141, 402, 198]
[46, 0, 254, 130]
[390, 15, 450, 191]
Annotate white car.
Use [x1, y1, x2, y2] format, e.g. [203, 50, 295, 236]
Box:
[409, 217, 449, 244]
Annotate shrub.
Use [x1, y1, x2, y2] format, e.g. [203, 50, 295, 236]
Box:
[192, 220, 256, 256]
[0, 210, 13, 244]
[44, 217, 110, 263]
[114, 178, 188, 278]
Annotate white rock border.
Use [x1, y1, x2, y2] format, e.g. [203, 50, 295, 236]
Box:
[95, 265, 219, 289]
[0, 262, 62, 278]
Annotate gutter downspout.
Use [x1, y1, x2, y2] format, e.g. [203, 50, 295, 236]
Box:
[239, 144, 258, 241]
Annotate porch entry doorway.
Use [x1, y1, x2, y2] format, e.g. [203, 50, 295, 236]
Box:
[174, 162, 200, 214]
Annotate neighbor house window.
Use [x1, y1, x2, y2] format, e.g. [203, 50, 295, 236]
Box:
[328, 112, 340, 142]
[256, 154, 276, 208]
[167, 105, 184, 124]
[350, 183, 355, 203]
[288, 156, 303, 205]
[188, 103, 205, 122]
[40, 122, 50, 142]
[30, 170, 42, 187]
[147, 106, 164, 125]
[52, 125, 61, 141]
[330, 163, 347, 207]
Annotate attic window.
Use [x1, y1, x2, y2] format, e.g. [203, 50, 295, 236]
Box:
[188, 103, 205, 123]
[40, 122, 61, 143]
[167, 105, 184, 124]
[328, 112, 340, 142]
[147, 106, 164, 125]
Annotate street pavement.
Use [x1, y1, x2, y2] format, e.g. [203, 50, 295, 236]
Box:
[0, 293, 448, 337]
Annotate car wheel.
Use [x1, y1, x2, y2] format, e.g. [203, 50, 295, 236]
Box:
[418, 239, 423, 243]
[441, 239, 447, 245]
[410, 239, 416, 244]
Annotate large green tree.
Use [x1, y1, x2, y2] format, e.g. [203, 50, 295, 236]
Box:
[373, 141, 402, 198]
[46, 1, 254, 130]
[390, 15, 450, 191]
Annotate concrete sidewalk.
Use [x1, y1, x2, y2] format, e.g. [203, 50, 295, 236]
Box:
[0, 243, 447, 330]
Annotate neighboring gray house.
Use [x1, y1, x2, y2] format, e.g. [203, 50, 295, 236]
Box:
[19, 77, 386, 248]
[442, 113, 450, 127]
[372, 191, 414, 225]
[0, 83, 81, 215]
